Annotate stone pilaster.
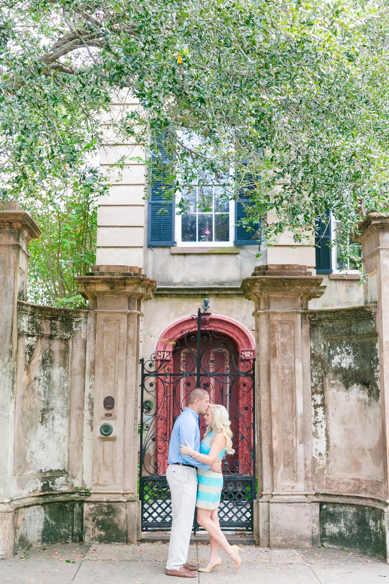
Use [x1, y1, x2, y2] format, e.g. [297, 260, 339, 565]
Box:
[76, 266, 155, 544]
[0, 202, 41, 558]
[358, 215, 389, 506]
[242, 265, 324, 548]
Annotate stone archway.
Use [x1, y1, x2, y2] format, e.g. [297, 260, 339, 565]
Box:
[139, 311, 256, 531]
[154, 313, 255, 473]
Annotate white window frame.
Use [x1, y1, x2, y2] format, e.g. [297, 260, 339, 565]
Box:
[331, 212, 361, 274]
[175, 188, 235, 247]
[174, 129, 235, 247]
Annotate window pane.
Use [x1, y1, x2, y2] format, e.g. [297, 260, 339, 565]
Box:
[336, 245, 348, 271]
[198, 214, 213, 242]
[215, 214, 229, 242]
[350, 242, 362, 270]
[182, 187, 197, 213]
[214, 187, 229, 212]
[182, 214, 196, 242]
[198, 186, 213, 212]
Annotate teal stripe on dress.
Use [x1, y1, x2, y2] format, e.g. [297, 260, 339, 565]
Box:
[198, 475, 223, 487]
[195, 431, 226, 510]
[197, 490, 221, 503]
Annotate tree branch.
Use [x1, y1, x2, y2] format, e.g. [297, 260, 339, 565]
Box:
[42, 30, 106, 67]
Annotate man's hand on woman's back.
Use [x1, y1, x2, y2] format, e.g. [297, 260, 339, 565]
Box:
[210, 459, 222, 473]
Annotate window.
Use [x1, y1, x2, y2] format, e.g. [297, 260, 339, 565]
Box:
[315, 210, 332, 274]
[148, 133, 261, 248]
[176, 184, 235, 246]
[332, 216, 361, 273]
[315, 211, 361, 274]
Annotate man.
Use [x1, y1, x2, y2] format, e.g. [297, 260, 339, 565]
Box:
[165, 388, 222, 578]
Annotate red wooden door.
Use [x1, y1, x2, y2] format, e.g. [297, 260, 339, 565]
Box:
[172, 334, 250, 474]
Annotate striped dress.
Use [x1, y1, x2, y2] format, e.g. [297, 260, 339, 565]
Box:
[196, 432, 226, 510]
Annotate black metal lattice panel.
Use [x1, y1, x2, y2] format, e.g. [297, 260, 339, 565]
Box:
[141, 476, 253, 531]
[218, 477, 254, 529]
[141, 477, 172, 530]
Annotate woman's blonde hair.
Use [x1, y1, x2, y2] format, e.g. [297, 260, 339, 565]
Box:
[205, 404, 235, 455]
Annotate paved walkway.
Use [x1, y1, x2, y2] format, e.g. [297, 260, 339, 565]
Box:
[1, 542, 389, 584]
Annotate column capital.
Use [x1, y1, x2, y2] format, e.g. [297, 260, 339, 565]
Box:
[241, 264, 324, 310]
[0, 202, 41, 241]
[355, 213, 389, 278]
[76, 265, 156, 308]
[357, 213, 389, 240]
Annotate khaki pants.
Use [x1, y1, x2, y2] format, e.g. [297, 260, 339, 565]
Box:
[166, 465, 197, 571]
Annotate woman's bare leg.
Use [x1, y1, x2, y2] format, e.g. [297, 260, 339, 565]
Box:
[203, 508, 221, 569]
[197, 508, 237, 563]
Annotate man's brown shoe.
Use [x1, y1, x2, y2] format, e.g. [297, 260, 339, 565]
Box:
[184, 563, 198, 571]
[166, 567, 196, 578]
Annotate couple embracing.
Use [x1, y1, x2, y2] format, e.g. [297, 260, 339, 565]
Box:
[165, 388, 243, 578]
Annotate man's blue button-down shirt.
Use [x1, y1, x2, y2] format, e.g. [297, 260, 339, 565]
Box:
[168, 407, 210, 470]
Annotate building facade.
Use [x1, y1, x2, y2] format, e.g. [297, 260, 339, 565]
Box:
[1, 93, 389, 559]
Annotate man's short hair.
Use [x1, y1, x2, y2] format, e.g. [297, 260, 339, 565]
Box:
[188, 388, 209, 404]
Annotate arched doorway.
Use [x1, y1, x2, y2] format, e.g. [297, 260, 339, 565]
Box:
[140, 309, 255, 532]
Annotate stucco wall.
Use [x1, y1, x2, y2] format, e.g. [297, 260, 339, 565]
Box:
[317, 275, 364, 309]
[1, 301, 95, 555]
[310, 306, 386, 557]
[310, 306, 382, 495]
[141, 292, 256, 359]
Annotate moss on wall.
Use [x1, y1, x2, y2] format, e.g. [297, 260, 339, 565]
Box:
[320, 503, 386, 559]
[84, 502, 127, 543]
[41, 502, 83, 545]
[14, 501, 84, 553]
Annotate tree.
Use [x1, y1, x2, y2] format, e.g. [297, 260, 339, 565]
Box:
[1, 0, 389, 305]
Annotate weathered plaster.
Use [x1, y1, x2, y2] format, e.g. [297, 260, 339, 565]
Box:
[320, 503, 386, 559]
[242, 265, 325, 548]
[310, 307, 384, 496]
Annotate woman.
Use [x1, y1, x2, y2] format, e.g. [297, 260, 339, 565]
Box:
[180, 404, 243, 573]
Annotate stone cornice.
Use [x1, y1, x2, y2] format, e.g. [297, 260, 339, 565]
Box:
[0, 210, 41, 240]
[76, 265, 156, 301]
[357, 213, 389, 242]
[241, 264, 325, 309]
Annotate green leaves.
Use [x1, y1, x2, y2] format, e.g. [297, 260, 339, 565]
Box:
[1, 0, 389, 305]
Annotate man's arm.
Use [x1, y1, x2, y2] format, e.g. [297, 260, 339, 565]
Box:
[179, 422, 210, 470]
[210, 459, 222, 473]
[181, 434, 225, 465]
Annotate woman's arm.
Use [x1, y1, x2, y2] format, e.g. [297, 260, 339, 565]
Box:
[180, 433, 226, 465]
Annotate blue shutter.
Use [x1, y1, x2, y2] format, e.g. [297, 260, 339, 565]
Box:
[315, 210, 332, 274]
[148, 135, 175, 247]
[234, 164, 261, 246]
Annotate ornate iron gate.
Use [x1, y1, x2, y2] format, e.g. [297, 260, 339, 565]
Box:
[139, 307, 255, 532]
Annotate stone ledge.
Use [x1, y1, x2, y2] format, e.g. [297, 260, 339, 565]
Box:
[252, 264, 313, 277]
[155, 286, 244, 297]
[308, 304, 377, 322]
[170, 247, 240, 254]
[88, 264, 143, 276]
[141, 532, 255, 544]
[329, 273, 361, 280]
[17, 300, 90, 318]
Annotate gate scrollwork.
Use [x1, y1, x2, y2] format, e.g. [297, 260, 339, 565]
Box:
[140, 309, 255, 532]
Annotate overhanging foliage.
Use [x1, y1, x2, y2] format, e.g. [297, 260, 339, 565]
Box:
[1, 0, 389, 304]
